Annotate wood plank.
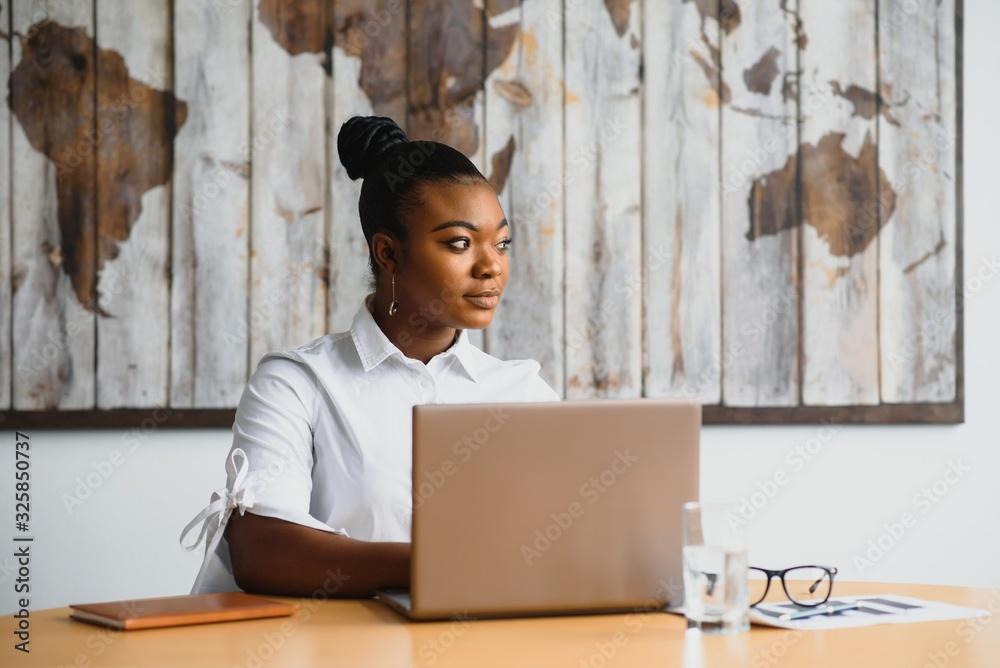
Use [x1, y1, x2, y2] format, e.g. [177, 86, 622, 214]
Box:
[250, 0, 328, 363]
[878, 0, 959, 402]
[643, 0, 721, 402]
[0, 398, 964, 430]
[720, 0, 800, 406]
[328, 0, 408, 332]
[799, 0, 880, 405]
[406, 0, 486, 350]
[481, 0, 517, 360]
[406, 0, 485, 166]
[481, 0, 565, 394]
[953, 0, 965, 419]
[95, 0, 174, 408]
[483, 0, 519, 222]
[9, 1, 96, 410]
[702, 401, 962, 425]
[0, 408, 238, 430]
[0, 0, 10, 409]
[170, 0, 250, 408]
[465, 4, 486, 354]
[563, 0, 642, 398]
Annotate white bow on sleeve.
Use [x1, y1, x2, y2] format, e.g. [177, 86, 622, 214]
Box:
[179, 448, 256, 593]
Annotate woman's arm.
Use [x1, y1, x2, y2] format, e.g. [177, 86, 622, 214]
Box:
[224, 511, 410, 598]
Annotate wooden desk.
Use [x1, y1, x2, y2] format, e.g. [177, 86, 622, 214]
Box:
[5, 582, 999, 667]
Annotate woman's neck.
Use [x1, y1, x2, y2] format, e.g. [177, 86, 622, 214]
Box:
[369, 294, 460, 365]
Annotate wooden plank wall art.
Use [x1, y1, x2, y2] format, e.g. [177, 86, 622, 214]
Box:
[0, 0, 963, 428]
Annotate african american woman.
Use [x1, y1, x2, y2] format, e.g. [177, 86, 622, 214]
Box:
[180, 116, 560, 598]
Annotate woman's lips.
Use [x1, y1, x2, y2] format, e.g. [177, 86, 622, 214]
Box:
[464, 294, 500, 309]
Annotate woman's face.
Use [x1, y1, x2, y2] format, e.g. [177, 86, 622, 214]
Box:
[397, 181, 510, 332]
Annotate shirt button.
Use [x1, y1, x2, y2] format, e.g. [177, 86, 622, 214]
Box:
[420, 379, 432, 390]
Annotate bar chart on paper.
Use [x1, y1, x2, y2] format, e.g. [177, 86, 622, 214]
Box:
[750, 595, 986, 630]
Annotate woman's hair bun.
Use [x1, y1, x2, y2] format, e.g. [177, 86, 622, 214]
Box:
[337, 116, 409, 181]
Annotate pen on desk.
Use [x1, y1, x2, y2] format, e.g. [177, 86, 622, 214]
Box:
[779, 602, 861, 621]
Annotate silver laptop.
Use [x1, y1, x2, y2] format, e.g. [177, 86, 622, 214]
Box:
[377, 398, 700, 620]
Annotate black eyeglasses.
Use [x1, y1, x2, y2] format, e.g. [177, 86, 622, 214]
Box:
[749, 565, 837, 607]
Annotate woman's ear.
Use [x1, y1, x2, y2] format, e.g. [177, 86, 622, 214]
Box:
[371, 232, 399, 276]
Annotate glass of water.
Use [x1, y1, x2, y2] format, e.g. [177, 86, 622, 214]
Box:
[681, 502, 750, 634]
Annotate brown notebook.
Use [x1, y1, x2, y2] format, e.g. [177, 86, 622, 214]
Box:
[69, 592, 298, 630]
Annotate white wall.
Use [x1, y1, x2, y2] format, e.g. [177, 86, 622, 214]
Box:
[2, 0, 998, 615]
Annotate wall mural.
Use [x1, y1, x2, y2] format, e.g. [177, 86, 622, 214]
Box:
[0, 0, 962, 427]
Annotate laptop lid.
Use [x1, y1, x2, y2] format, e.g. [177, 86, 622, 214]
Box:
[407, 398, 699, 620]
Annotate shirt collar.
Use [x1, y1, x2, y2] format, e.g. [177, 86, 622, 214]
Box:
[350, 293, 479, 383]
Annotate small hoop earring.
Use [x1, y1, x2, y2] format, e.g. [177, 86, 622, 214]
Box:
[389, 274, 399, 316]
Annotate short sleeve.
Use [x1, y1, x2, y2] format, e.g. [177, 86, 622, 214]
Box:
[230, 355, 349, 536]
[181, 354, 347, 595]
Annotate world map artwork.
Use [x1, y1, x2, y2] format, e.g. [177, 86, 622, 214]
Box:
[680, 0, 905, 262]
[0, 0, 960, 424]
[8, 20, 187, 315]
[8, 1, 909, 317]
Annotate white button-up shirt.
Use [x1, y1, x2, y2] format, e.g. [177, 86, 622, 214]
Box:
[180, 294, 560, 593]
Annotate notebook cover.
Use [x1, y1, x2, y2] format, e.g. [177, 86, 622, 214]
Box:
[69, 592, 298, 630]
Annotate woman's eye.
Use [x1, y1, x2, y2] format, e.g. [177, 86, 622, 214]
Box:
[444, 237, 511, 251]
